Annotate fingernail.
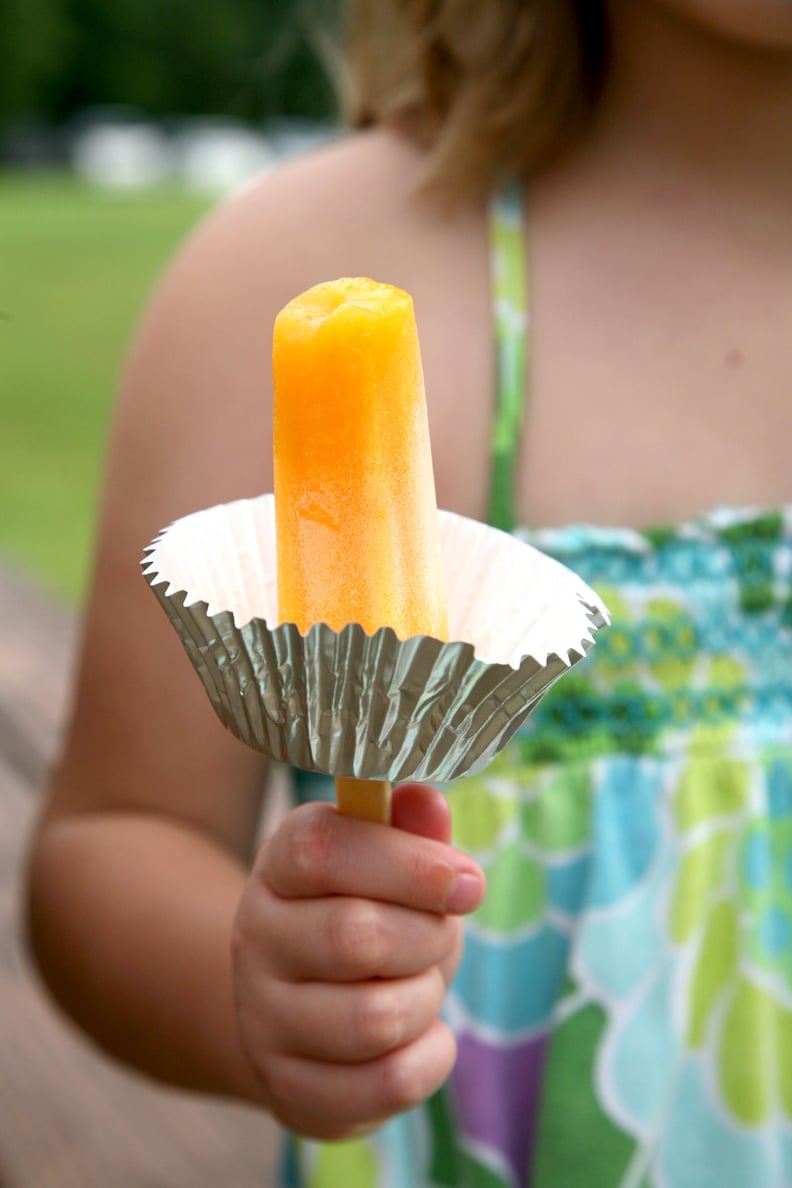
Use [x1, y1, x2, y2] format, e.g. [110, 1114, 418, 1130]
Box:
[446, 872, 483, 914]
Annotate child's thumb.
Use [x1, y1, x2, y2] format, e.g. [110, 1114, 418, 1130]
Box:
[390, 782, 452, 845]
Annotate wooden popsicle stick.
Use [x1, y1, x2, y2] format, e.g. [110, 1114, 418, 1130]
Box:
[335, 777, 392, 824]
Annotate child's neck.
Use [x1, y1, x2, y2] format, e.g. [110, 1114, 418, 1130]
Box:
[595, 1, 792, 206]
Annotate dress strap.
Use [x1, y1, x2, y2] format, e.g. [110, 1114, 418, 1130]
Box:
[487, 179, 529, 533]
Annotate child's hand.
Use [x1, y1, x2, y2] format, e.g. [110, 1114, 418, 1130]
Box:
[231, 783, 485, 1140]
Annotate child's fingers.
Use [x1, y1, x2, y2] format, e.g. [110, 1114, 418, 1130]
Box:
[259, 801, 484, 915]
[262, 1019, 457, 1140]
[237, 892, 460, 982]
[391, 782, 452, 843]
[258, 967, 446, 1064]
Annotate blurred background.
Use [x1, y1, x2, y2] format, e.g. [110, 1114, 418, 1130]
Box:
[1, 0, 343, 602]
[0, 4, 342, 1185]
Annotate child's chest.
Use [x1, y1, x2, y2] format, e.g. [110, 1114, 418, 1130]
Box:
[525, 248, 792, 529]
[425, 207, 792, 530]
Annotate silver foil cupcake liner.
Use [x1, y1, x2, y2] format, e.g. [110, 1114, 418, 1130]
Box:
[142, 494, 608, 783]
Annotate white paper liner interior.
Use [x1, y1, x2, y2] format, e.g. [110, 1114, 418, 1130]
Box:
[144, 494, 608, 668]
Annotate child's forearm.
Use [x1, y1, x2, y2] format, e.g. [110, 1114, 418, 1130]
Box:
[26, 809, 264, 1104]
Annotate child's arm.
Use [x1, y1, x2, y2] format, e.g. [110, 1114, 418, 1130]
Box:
[28, 794, 264, 1100]
[26, 139, 485, 1137]
[26, 166, 283, 1101]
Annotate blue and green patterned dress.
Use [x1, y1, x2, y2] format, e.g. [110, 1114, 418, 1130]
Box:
[286, 186, 792, 1188]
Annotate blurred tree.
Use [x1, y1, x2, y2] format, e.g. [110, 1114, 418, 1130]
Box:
[0, 0, 342, 126]
[0, 0, 73, 118]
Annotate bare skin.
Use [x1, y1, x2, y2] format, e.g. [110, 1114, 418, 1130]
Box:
[27, 0, 792, 1141]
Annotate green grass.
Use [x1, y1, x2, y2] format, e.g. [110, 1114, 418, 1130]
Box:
[0, 174, 212, 603]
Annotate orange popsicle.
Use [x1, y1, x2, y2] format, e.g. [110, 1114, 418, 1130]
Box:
[273, 277, 448, 823]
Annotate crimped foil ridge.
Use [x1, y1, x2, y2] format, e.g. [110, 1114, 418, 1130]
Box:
[142, 497, 609, 783]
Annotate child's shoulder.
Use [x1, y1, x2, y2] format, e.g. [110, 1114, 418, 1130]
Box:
[136, 120, 486, 396]
[171, 127, 434, 298]
[134, 126, 464, 394]
[239, 125, 428, 226]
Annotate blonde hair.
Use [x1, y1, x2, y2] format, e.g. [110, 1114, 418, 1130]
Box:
[345, 0, 608, 200]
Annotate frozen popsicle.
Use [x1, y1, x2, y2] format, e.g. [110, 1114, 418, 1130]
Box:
[273, 277, 448, 823]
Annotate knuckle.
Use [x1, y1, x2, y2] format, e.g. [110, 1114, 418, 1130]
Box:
[283, 806, 335, 885]
[379, 1024, 456, 1114]
[328, 900, 386, 976]
[378, 1048, 426, 1114]
[407, 850, 453, 909]
[357, 984, 406, 1054]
